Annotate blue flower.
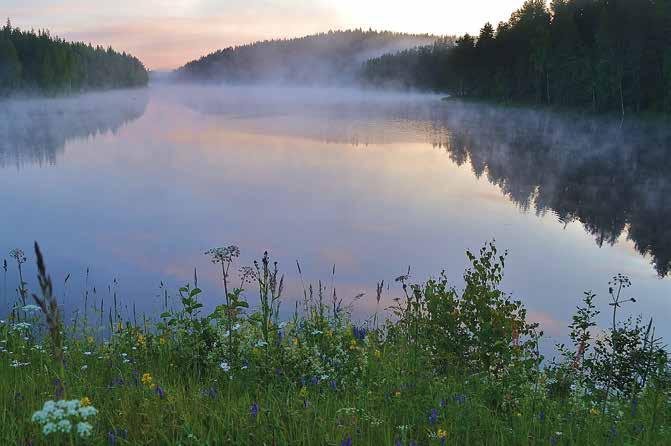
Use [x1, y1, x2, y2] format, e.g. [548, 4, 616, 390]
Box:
[251, 402, 259, 418]
[341, 434, 352, 446]
[454, 394, 466, 405]
[428, 408, 438, 425]
[439, 399, 446, 408]
[311, 376, 319, 386]
[352, 326, 367, 341]
[330, 380, 338, 391]
[154, 385, 165, 399]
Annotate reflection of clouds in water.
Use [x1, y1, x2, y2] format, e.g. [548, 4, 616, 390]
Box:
[0, 89, 149, 169]
[2, 86, 670, 346]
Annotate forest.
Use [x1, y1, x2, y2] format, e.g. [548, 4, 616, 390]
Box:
[363, 0, 671, 114]
[0, 20, 148, 96]
[175, 29, 441, 85]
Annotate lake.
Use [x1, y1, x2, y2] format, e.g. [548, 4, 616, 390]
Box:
[2, 85, 670, 348]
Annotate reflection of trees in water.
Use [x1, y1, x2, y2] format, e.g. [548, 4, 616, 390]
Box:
[0, 90, 148, 169]
[434, 103, 671, 277]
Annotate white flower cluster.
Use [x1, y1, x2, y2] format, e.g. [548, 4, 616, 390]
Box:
[31, 399, 97, 438]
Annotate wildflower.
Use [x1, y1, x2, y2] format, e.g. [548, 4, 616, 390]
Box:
[219, 361, 231, 372]
[80, 397, 91, 407]
[394, 391, 401, 398]
[340, 434, 352, 446]
[299, 386, 308, 398]
[87, 336, 94, 344]
[21, 304, 41, 313]
[206, 246, 240, 264]
[330, 380, 338, 391]
[141, 373, 153, 386]
[439, 399, 446, 408]
[310, 376, 319, 386]
[57, 419, 72, 433]
[590, 407, 599, 415]
[81, 365, 88, 371]
[454, 394, 466, 405]
[154, 386, 165, 399]
[77, 421, 93, 438]
[292, 338, 299, 346]
[250, 402, 259, 418]
[83, 351, 92, 356]
[349, 339, 357, 350]
[437, 429, 448, 439]
[429, 408, 438, 425]
[352, 326, 367, 341]
[374, 349, 382, 359]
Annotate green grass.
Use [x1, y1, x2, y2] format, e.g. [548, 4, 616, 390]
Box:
[0, 243, 669, 445]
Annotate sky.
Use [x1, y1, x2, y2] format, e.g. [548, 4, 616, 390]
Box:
[4, 0, 526, 70]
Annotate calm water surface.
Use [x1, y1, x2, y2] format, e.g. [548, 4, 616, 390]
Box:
[2, 85, 670, 347]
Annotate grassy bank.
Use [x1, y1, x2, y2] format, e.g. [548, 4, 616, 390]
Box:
[1, 243, 669, 445]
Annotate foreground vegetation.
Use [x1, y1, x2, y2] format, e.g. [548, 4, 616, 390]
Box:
[0, 20, 148, 96]
[1, 242, 669, 445]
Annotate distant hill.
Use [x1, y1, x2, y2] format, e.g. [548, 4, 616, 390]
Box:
[175, 30, 441, 85]
[0, 20, 148, 96]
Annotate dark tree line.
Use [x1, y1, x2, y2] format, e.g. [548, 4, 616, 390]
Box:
[175, 29, 438, 85]
[0, 20, 148, 96]
[364, 0, 671, 114]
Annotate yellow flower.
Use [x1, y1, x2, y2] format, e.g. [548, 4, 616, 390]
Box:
[516, 412, 522, 417]
[79, 397, 91, 407]
[437, 429, 448, 439]
[141, 372, 153, 386]
[374, 349, 382, 359]
[298, 386, 308, 398]
[159, 336, 166, 345]
[394, 390, 401, 398]
[116, 322, 123, 332]
[136, 334, 146, 347]
[327, 330, 333, 337]
[349, 340, 357, 350]
[292, 338, 299, 346]
[86, 336, 94, 345]
[590, 408, 599, 415]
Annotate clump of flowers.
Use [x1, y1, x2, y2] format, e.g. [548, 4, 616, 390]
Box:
[31, 399, 97, 438]
[141, 372, 153, 386]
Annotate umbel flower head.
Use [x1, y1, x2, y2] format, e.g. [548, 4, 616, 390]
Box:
[31, 399, 98, 438]
[206, 246, 240, 264]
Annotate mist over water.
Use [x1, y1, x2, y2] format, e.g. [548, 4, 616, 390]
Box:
[2, 84, 670, 350]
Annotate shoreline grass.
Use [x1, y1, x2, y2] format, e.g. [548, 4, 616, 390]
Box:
[1, 242, 669, 445]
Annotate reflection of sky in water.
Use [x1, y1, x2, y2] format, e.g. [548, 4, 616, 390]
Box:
[1, 85, 670, 352]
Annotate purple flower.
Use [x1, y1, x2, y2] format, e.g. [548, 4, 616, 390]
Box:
[550, 435, 558, 446]
[454, 394, 466, 405]
[154, 385, 165, 399]
[341, 434, 352, 446]
[303, 399, 309, 409]
[394, 439, 402, 446]
[352, 326, 367, 341]
[108, 431, 117, 445]
[428, 408, 438, 425]
[311, 376, 319, 386]
[53, 379, 64, 399]
[330, 380, 338, 391]
[251, 402, 259, 418]
[439, 398, 446, 408]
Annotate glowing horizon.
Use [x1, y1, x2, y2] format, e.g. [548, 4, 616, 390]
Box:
[4, 0, 528, 70]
